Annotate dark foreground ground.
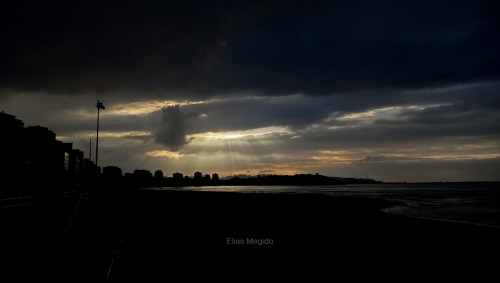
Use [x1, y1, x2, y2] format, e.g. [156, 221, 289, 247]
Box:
[1, 189, 499, 280]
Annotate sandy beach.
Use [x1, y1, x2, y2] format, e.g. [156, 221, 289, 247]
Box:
[72, 190, 500, 280]
[2, 189, 499, 280]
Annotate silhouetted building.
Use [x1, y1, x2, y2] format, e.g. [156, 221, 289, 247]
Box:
[25, 125, 66, 175]
[1, 111, 97, 192]
[173, 172, 183, 181]
[153, 170, 165, 186]
[71, 149, 84, 174]
[103, 166, 123, 178]
[62, 143, 85, 175]
[131, 169, 153, 187]
[0, 112, 25, 190]
[83, 158, 99, 175]
[212, 173, 219, 182]
[171, 172, 184, 186]
[133, 169, 152, 179]
[0, 111, 24, 129]
[27, 125, 57, 141]
[194, 171, 202, 180]
[62, 143, 72, 171]
[154, 170, 164, 179]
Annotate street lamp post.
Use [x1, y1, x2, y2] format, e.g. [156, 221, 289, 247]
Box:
[95, 100, 105, 168]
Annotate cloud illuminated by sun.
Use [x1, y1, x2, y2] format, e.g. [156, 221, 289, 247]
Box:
[57, 131, 151, 141]
[69, 99, 206, 118]
[190, 126, 293, 140]
[310, 150, 359, 164]
[335, 103, 453, 122]
[146, 150, 196, 159]
[339, 110, 376, 119]
[109, 100, 205, 116]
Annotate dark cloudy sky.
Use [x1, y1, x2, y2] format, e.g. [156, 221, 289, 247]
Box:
[1, 0, 499, 181]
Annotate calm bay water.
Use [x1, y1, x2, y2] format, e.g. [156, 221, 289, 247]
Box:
[150, 182, 500, 227]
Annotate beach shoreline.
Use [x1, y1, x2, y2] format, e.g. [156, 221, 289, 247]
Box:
[2, 189, 499, 280]
[89, 190, 500, 279]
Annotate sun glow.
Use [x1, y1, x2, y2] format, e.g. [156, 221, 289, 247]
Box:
[339, 110, 376, 119]
[190, 126, 292, 140]
[141, 126, 295, 177]
[310, 150, 360, 164]
[146, 150, 196, 159]
[57, 131, 151, 141]
[336, 103, 453, 121]
[109, 100, 205, 116]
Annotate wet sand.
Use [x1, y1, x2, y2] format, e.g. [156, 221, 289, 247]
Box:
[2, 189, 499, 280]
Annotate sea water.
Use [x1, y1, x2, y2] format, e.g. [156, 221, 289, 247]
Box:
[150, 182, 500, 227]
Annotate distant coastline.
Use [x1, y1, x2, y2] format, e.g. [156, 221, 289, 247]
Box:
[116, 173, 383, 188]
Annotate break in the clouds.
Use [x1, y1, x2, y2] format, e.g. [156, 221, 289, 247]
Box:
[1, 0, 499, 181]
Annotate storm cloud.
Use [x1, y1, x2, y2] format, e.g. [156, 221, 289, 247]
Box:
[1, 1, 499, 181]
[155, 105, 199, 152]
[1, 0, 499, 99]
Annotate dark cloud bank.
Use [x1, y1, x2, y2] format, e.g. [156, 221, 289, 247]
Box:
[1, 0, 499, 180]
[1, 0, 499, 99]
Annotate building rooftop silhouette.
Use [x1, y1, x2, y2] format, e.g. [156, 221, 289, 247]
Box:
[0, 111, 97, 193]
